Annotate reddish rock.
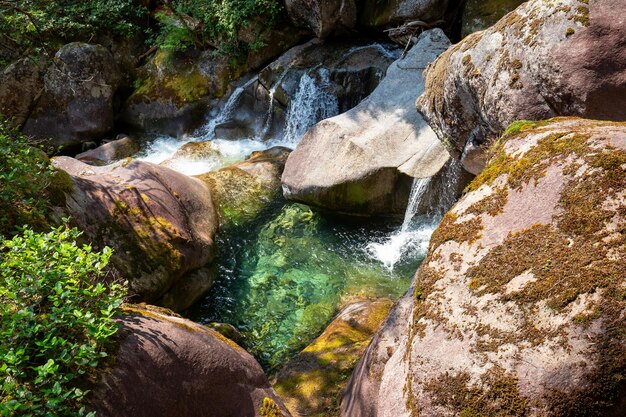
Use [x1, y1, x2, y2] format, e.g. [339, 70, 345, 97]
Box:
[90, 304, 290, 417]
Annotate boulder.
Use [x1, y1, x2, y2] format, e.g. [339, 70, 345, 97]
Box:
[342, 118, 626, 416]
[359, 0, 454, 29]
[208, 38, 399, 142]
[417, 0, 626, 174]
[23, 43, 122, 149]
[461, 0, 525, 37]
[90, 304, 290, 417]
[197, 147, 291, 227]
[281, 30, 451, 217]
[0, 58, 45, 128]
[275, 299, 393, 417]
[51, 157, 218, 312]
[76, 135, 140, 166]
[285, 0, 357, 39]
[121, 49, 231, 137]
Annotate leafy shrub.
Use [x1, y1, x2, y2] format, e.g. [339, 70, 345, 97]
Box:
[0, 120, 54, 237]
[0, 226, 126, 416]
[154, 0, 284, 54]
[0, 0, 147, 62]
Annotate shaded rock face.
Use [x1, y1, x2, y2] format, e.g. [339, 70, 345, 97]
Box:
[197, 147, 291, 228]
[210, 38, 399, 142]
[342, 118, 626, 417]
[285, 0, 357, 39]
[90, 304, 290, 417]
[122, 28, 305, 137]
[23, 43, 122, 149]
[76, 136, 140, 166]
[417, 0, 626, 174]
[360, 0, 454, 29]
[275, 299, 393, 417]
[0, 58, 45, 128]
[51, 157, 218, 312]
[461, 0, 525, 37]
[281, 30, 451, 217]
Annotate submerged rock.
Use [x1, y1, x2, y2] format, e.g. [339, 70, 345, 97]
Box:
[51, 157, 218, 312]
[417, 0, 626, 174]
[76, 135, 140, 166]
[23, 43, 122, 149]
[281, 29, 451, 217]
[0, 58, 45, 128]
[197, 147, 291, 228]
[90, 304, 290, 417]
[275, 299, 393, 417]
[461, 0, 525, 37]
[342, 118, 626, 416]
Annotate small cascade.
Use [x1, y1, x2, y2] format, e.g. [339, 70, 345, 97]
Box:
[282, 68, 339, 146]
[199, 76, 259, 139]
[400, 177, 432, 232]
[257, 69, 290, 141]
[366, 175, 436, 271]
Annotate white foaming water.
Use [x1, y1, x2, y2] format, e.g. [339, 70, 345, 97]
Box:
[282, 68, 339, 146]
[366, 178, 434, 271]
[366, 221, 437, 271]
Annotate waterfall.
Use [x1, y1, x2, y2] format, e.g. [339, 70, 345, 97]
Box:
[199, 75, 259, 139]
[400, 177, 432, 232]
[257, 69, 290, 141]
[282, 68, 339, 146]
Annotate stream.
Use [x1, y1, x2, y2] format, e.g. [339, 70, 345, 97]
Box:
[134, 45, 453, 371]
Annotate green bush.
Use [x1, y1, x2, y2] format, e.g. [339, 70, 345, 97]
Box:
[154, 0, 284, 54]
[0, 226, 126, 416]
[0, 0, 147, 63]
[0, 120, 54, 237]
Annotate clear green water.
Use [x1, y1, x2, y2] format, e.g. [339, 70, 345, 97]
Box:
[187, 201, 427, 371]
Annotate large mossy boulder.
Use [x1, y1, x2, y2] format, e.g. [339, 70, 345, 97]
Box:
[275, 299, 393, 417]
[461, 0, 525, 37]
[0, 58, 45, 128]
[51, 157, 218, 312]
[23, 43, 122, 149]
[197, 147, 291, 228]
[342, 118, 626, 416]
[281, 30, 451, 217]
[90, 304, 290, 417]
[417, 0, 626, 174]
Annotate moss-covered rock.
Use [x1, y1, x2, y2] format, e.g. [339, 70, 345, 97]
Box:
[51, 156, 219, 312]
[275, 299, 392, 417]
[461, 0, 525, 37]
[342, 118, 626, 416]
[417, 0, 626, 174]
[197, 147, 291, 228]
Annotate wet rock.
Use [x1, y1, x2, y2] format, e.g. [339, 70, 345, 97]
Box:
[275, 299, 393, 417]
[417, 0, 626, 174]
[360, 0, 454, 29]
[0, 58, 45, 128]
[23, 43, 122, 149]
[159, 141, 224, 171]
[342, 118, 626, 417]
[209, 38, 399, 142]
[281, 30, 451, 217]
[90, 304, 290, 417]
[76, 136, 140, 166]
[461, 0, 525, 37]
[51, 157, 218, 311]
[285, 0, 358, 39]
[197, 147, 291, 227]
